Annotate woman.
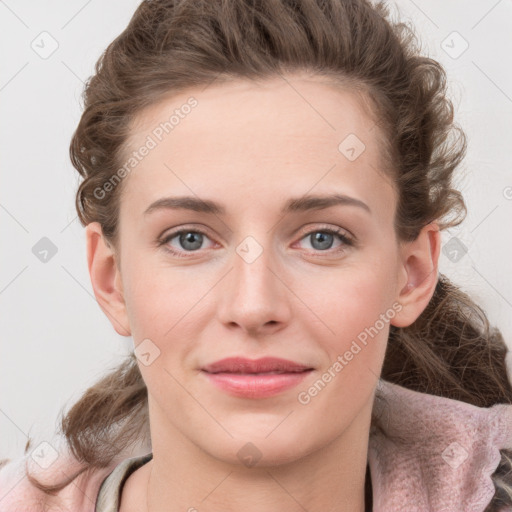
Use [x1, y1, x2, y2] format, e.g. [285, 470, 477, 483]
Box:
[1, 0, 512, 511]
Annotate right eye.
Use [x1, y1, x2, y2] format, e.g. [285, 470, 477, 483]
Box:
[158, 227, 216, 257]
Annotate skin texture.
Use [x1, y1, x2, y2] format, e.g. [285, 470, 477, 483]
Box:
[85, 72, 441, 512]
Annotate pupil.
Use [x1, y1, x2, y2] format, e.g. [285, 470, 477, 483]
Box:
[312, 232, 333, 250]
[181, 232, 202, 250]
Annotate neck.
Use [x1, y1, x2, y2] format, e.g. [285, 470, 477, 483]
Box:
[139, 403, 373, 512]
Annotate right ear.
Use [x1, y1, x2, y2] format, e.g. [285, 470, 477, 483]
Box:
[85, 222, 131, 337]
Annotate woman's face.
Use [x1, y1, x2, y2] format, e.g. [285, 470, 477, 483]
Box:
[90, 73, 434, 467]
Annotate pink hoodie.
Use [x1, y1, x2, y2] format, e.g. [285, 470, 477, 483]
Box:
[1, 379, 512, 512]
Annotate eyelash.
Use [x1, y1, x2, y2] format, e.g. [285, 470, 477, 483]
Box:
[157, 225, 354, 259]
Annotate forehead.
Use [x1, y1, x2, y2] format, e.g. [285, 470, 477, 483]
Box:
[119, 73, 396, 221]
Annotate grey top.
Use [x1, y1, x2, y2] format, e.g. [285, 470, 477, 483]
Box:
[95, 452, 153, 512]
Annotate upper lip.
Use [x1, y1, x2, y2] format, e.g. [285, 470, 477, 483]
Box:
[202, 357, 314, 374]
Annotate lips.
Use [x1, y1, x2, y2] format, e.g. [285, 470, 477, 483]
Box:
[201, 357, 314, 399]
[201, 356, 313, 374]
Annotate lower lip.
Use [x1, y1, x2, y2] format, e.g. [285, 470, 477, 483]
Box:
[202, 370, 313, 398]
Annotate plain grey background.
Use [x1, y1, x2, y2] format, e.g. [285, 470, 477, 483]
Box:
[1, 0, 512, 461]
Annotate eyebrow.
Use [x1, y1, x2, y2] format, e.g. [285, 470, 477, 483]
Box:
[143, 193, 371, 217]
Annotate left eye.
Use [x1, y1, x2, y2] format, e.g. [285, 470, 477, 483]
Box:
[158, 227, 353, 257]
[296, 228, 353, 252]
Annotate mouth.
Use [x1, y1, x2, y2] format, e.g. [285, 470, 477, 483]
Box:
[204, 369, 312, 375]
[201, 356, 314, 374]
[200, 357, 314, 398]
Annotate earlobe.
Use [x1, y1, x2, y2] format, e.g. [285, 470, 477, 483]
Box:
[391, 222, 441, 328]
[85, 222, 131, 337]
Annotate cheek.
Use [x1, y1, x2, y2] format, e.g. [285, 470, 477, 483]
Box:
[307, 260, 395, 326]
[304, 264, 395, 374]
[291, 272, 393, 430]
[121, 253, 201, 340]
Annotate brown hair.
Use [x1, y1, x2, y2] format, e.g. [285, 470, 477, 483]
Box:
[22, 0, 512, 509]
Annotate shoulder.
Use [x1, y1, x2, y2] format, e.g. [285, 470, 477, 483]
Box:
[0, 450, 116, 512]
[369, 380, 512, 512]
[0, 453, 50, 512]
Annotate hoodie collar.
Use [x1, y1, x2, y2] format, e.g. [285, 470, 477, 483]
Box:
[368, 379, 512, 512]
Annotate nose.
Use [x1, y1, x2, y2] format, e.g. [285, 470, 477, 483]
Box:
[216, 235, 292, 337]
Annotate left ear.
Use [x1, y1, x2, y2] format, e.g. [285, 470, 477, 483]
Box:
[390, 221, 441, 328]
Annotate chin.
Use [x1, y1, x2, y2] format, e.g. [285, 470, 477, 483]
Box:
[204, 431, 314, 469]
